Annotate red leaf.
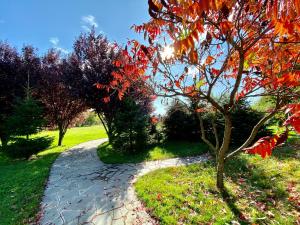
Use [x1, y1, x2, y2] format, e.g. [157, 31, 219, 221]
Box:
[103, 96, 110, 103]
[157, 193, 162, 201]
[284, 104, 300, 134]
[244, 135, 280, 158]
[118, 91, 124, 100]
[150, 95, 157, 101]
[175, 80, 180, 88]
[220, 21, 233, 33]
[284, 113, 300, 134]
[114, 60, 121, 67]
[96, 83, 104, 89]
[205, 56, 214, 64]
[195, 108, 205, 113]
[151, 116, 159, 124]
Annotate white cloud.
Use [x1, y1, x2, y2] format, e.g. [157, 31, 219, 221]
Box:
[49, 37, 69, 55]
[55, 47, 69, 55]
[49, 37, 59, 46]
[81, 15, 98, 31]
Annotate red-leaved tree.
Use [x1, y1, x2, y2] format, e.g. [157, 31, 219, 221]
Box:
[102, 0, 300, 190]
[38, 50, 87, 146]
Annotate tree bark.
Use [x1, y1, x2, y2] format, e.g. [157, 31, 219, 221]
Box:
[58, 125, 66, 146]
[216, 114, 232, 191]
[217, 156, 225, 190]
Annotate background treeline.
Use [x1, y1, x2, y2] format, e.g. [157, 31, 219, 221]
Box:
[0, 30, 156, 158]
[163, 99, 272, 149]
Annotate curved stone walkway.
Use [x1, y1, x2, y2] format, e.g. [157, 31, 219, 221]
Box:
[39, 139, 210, 225]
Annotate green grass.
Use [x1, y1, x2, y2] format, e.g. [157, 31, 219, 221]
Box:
[135, 145, 300, 225]
[97, 141, 209, 164]
[0, 125, 107, 225]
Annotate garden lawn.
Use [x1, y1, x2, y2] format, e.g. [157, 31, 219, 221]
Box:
[0, 126, 107, 225]
[135, 145, 300, 225]
[97, 141, 209, 164]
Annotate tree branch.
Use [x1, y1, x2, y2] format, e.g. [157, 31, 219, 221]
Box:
[225, 109, 278, 160]
[196, 112, 217, 154]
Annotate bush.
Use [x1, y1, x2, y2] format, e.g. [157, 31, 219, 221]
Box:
[163, 100, 272, 147]
[148, 122, 164, 145]
[229, 103, 273, 147]
[110, 98, 150, 153]
[3, 136, 53, 159]
[163, 102, 201, 141]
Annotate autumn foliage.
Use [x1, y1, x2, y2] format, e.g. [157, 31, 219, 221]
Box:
[102, 0, 300, 189]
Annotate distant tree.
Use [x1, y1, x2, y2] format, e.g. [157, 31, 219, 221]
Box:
[39, 50, 87, 146]
[20, 46, 41, 94]
[65, 30, 121, 141]
[0, 42, 22, 146]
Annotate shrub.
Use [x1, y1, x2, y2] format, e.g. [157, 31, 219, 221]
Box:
[3, 136, 53, 159]
[163, 100, 272, 147]
[148, 122, 164, 145]
[6, 96, 45, 139]
[163, 101, 200, 141]
[229, 103, 273, 147]
[110, 98, 150, 153]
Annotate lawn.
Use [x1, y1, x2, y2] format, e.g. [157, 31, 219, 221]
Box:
[135, 145, 300, 224]
[0, 125, 107, 225]
[97, 141, 209, 164]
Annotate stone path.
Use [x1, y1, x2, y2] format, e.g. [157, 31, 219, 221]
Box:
[39, 139, 210, 225]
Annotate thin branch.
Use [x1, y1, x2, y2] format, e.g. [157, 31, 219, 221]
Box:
[225, 107, 279, 160]
[196, 112, 217, 153]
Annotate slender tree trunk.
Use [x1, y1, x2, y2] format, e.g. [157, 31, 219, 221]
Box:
[217, 156, 225, 190]
[97, 112, 111, 141]
[216, 114, 232, 191]
[196, 112, 217, 154]
[58, 125, 66, 146]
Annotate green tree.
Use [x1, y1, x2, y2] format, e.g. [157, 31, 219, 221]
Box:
[111, 98, 150, 153]
[7, 96, 44, 139]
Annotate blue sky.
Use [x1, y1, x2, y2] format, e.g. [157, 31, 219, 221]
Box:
[0, 0, 167, 114]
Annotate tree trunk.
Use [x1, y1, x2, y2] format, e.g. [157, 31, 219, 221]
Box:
[97, 112, 111, 141]
[217, 156, 225, 190]
[216, 114, 232, 191]
[58, 126, 66, 146]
